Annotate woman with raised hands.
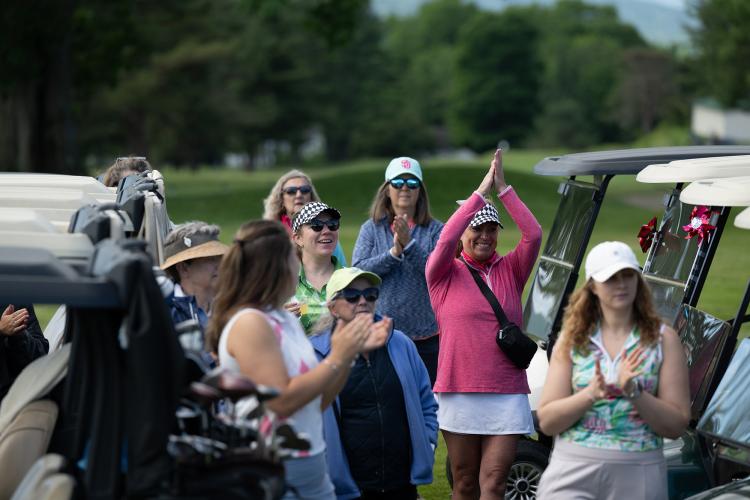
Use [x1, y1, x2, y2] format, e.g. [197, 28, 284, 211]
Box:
[425, 149, 542, 499]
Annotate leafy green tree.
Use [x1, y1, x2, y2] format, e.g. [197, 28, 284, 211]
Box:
[448, 8, 541, 151]
[690, 0, 750, 108]
[531, 0, 647, 147]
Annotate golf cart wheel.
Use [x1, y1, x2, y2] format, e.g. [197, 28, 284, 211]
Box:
[506, 439, 549, 499]
[445, 439, 549, 498]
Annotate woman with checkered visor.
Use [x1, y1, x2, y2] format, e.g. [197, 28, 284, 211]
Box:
[289, 202, 345, 335]
[425, 149, 542, 499]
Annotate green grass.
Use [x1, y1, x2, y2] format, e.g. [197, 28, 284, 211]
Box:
[33, 149, 750, 499]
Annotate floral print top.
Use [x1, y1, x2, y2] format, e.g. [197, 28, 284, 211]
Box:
[559, 327, 664, 451]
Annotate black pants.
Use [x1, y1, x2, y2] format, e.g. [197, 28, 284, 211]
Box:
[413, 335, 439, 387]
[359, 484, 418, 500]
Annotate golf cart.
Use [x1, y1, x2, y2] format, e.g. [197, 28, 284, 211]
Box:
[0, 171, 300, 498]
[500, 146, 750, 499]
[660, 171, 750, 499]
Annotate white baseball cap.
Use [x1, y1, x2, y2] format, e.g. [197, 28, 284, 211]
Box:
[385, 157, 423, 182]
[584, 241, 641, 282]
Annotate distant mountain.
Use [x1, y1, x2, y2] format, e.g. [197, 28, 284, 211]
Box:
[371, 0, 693, 47]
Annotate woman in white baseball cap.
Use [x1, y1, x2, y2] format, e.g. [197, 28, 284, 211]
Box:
[536, 241, 690, 499]
[352, 156, 444, 385]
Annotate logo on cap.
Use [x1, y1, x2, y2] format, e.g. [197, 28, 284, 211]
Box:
[184, 237, 192, 247]
[401, 159, 411, 169]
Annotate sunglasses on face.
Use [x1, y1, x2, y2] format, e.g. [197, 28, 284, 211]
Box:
[307, 218, 340, 232]
[283, 185, 313, 196]
[389, 178, 421, 190]
[337, 287, 380, 303]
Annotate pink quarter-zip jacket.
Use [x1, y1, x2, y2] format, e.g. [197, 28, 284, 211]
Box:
[426, 188, 542, 393]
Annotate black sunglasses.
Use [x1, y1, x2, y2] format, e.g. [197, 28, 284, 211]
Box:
[337, 287, 380, 303]
[307, 218, 340, 232]
[283, 185, 313, 196]
[389, 178, 421, 190]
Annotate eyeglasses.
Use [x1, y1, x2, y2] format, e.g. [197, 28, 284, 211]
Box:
[283, 185, 313, 196]
[337, 287, 380, 303]
[307, 218, 340, 232]
[389, 178, 421, 190]
[116, 156, 147, 162]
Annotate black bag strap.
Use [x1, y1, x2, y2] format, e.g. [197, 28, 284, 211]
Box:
[461, 258, 512, 328]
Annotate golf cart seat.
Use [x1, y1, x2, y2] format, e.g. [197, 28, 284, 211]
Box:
[0, 345, 71, 499]
[11, 454, 74, 500]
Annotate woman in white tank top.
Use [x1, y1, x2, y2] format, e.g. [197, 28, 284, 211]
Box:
[205, 220, 389, 500]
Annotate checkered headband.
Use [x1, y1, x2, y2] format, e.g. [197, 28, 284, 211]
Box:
[292, 202, 341, 233]
[469, 203, 503, 229]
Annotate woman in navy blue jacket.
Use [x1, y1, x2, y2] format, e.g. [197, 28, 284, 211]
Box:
[310, 267, 437, 500]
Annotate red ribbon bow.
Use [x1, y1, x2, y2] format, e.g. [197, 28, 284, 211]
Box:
[637, 217, 657, 253]
[682, 206, 717, 245]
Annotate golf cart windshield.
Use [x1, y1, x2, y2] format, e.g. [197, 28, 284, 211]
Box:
[524, 179, 600, 340]
[642, 193, 704, 323]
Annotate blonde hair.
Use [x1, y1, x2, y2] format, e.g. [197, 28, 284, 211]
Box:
[262, 170, 322, 220]
[368, 180, 433, 226]
[206, 220, 295, 353]
[557, 274, 662, 356]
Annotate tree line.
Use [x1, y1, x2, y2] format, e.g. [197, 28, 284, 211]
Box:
[0, 0, 747, 173]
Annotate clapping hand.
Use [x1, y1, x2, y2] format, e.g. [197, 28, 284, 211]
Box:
[393, 214, 411, 247]
[618, 346, 645, 395]
[0, 305, 29, 337]
[331, 313, 373, 361]
[586, 358, 607, 403]
[492, 149, 507, 192]
[363, 316, 391, 352]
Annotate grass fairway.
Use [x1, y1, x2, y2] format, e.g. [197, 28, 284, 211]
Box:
[33, 149, 750, 500]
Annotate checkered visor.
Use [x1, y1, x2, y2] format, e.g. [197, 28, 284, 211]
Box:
[470, 203, 503, 229]
[292, 202, 341, 233]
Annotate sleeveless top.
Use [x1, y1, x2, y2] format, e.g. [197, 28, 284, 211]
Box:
[218, 307, 325, 457]
[559, 326, 664, 452]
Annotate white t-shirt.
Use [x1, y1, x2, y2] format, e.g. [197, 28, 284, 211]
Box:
[218, 307, 325, 457]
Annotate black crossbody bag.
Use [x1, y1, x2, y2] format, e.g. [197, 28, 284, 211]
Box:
[462, 260, 538, 369]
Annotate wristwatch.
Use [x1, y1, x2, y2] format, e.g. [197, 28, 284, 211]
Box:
[624, 379, 643, 400]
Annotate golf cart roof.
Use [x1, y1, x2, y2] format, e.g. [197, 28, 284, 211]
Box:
[637, 155, 750, 183]
[0, 187, 111, 209]
[680, 176, 750, 206]
[0, 208, 61, 233]
[0, 172, 114, 192]
[534, 146, 750, 176]
[736, 207, 750, 229]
